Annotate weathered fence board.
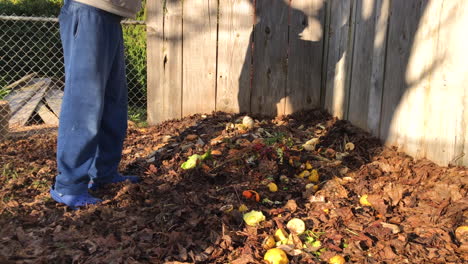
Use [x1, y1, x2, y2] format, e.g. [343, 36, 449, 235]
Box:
[147, 0, 183, 124]
[5, 79, 41, 115]
[44, 87, 63, 117]
[324, 0, 468, 166]
[9, 79, 49, 126]
[344, 0, 389, 134]
[36, 102, 58, 125]
[217, 0, 254, 113]
[347, 0, 379, 130]
[182, 0, 217, 116]
[380, 0, 428, 158]
[421, 0, 468, 166]
[285, 0, 325, 115]
[323, 0, 356, 119]
[367, 0, 389, 136]
[250, 0, 289, 116]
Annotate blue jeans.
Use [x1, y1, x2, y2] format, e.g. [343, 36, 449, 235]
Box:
[54, 0, 128, 195]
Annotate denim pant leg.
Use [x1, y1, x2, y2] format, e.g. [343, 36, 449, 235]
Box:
[89, 28, 128, 184]
[55, 1, 124, 195]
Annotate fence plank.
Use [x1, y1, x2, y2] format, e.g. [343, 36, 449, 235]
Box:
[367, 0, 390, 136]
[251, 0, 289, 116]
[182, 0, 218, 116]
[347, 0, 389, 132]
[463, 79, 468, 166]
[380, 0, 428, 158]
[147, 0, 183, 124]
[217, 0, 254, 114]
[348, 0, 375, 130]
[320, 1, 331, 108]
[285, 0, 325, 115]
[323, 0, 356, 119]
[422, 0, 468, 165]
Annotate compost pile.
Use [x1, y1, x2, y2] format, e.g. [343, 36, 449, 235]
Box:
[0, 110, 466, 264]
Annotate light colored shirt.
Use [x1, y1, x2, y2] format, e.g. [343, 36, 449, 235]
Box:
[75, 0, 142, 18]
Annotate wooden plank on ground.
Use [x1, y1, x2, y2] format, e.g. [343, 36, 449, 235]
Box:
[182, 0, 217, 116]
[285, 0, 325, 114]
[217, 0, 254, 114]
[36, 102, 58, 125]
[251, 0, 289, 116]
[44, 87, 63, 117]
[5, 73, 37, 90]
[323, 0, 355, 119]
[380, 0, 429, 158]
[9, 79, 50, 126]
[5, 78, 44, 115]
[147, 0, 183, 124]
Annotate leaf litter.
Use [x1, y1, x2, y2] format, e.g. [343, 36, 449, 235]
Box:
[0, 110, 466, 263]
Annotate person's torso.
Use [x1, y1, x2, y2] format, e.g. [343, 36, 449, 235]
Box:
[74, 0, 142, 18]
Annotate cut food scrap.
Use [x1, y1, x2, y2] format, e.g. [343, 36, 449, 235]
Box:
[329, 255, 346, 264]
[455, 226, 468, 244]
[308, 169, 319, 183]
[359, 194, 372, 206]
[242, 115, 255, 129]
[274, 228, 289, 243]
[286, 218, 306, 235]
[262, 235, 276, 249]
[180, 150, 211, 170]
[238, 204, 249, 212]
[264, 248, 289, 264]
[345, 142, 355, 151]
[268, 182, 279, 192]
[242, 190, 260, 202]
[303, 138, 319, 151]
[243, 210, 266, 226]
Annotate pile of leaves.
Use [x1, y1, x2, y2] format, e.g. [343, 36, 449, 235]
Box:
[0, 110, 466, 263]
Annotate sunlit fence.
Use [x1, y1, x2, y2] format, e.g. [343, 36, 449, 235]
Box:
[0, 15, 147, 140]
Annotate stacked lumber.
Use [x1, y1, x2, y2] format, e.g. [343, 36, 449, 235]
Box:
[4, 73, 63, 126]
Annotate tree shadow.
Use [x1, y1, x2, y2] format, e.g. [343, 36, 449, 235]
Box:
[238, 0, 326, 117]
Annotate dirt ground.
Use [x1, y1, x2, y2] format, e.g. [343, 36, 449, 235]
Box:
[0, 110, 466, 264]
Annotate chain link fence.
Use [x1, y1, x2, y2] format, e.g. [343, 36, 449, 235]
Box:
[0, 15, 147, 140]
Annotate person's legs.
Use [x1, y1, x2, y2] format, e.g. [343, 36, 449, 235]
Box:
[88, 26, 136, 186]
[53, 1, 123, 198]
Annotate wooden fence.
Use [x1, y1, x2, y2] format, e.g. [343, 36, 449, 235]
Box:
[147, 0, 326, 121]
[147, 0, 468, 166]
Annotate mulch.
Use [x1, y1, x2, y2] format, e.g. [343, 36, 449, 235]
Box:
[0, 109, 466, 264]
